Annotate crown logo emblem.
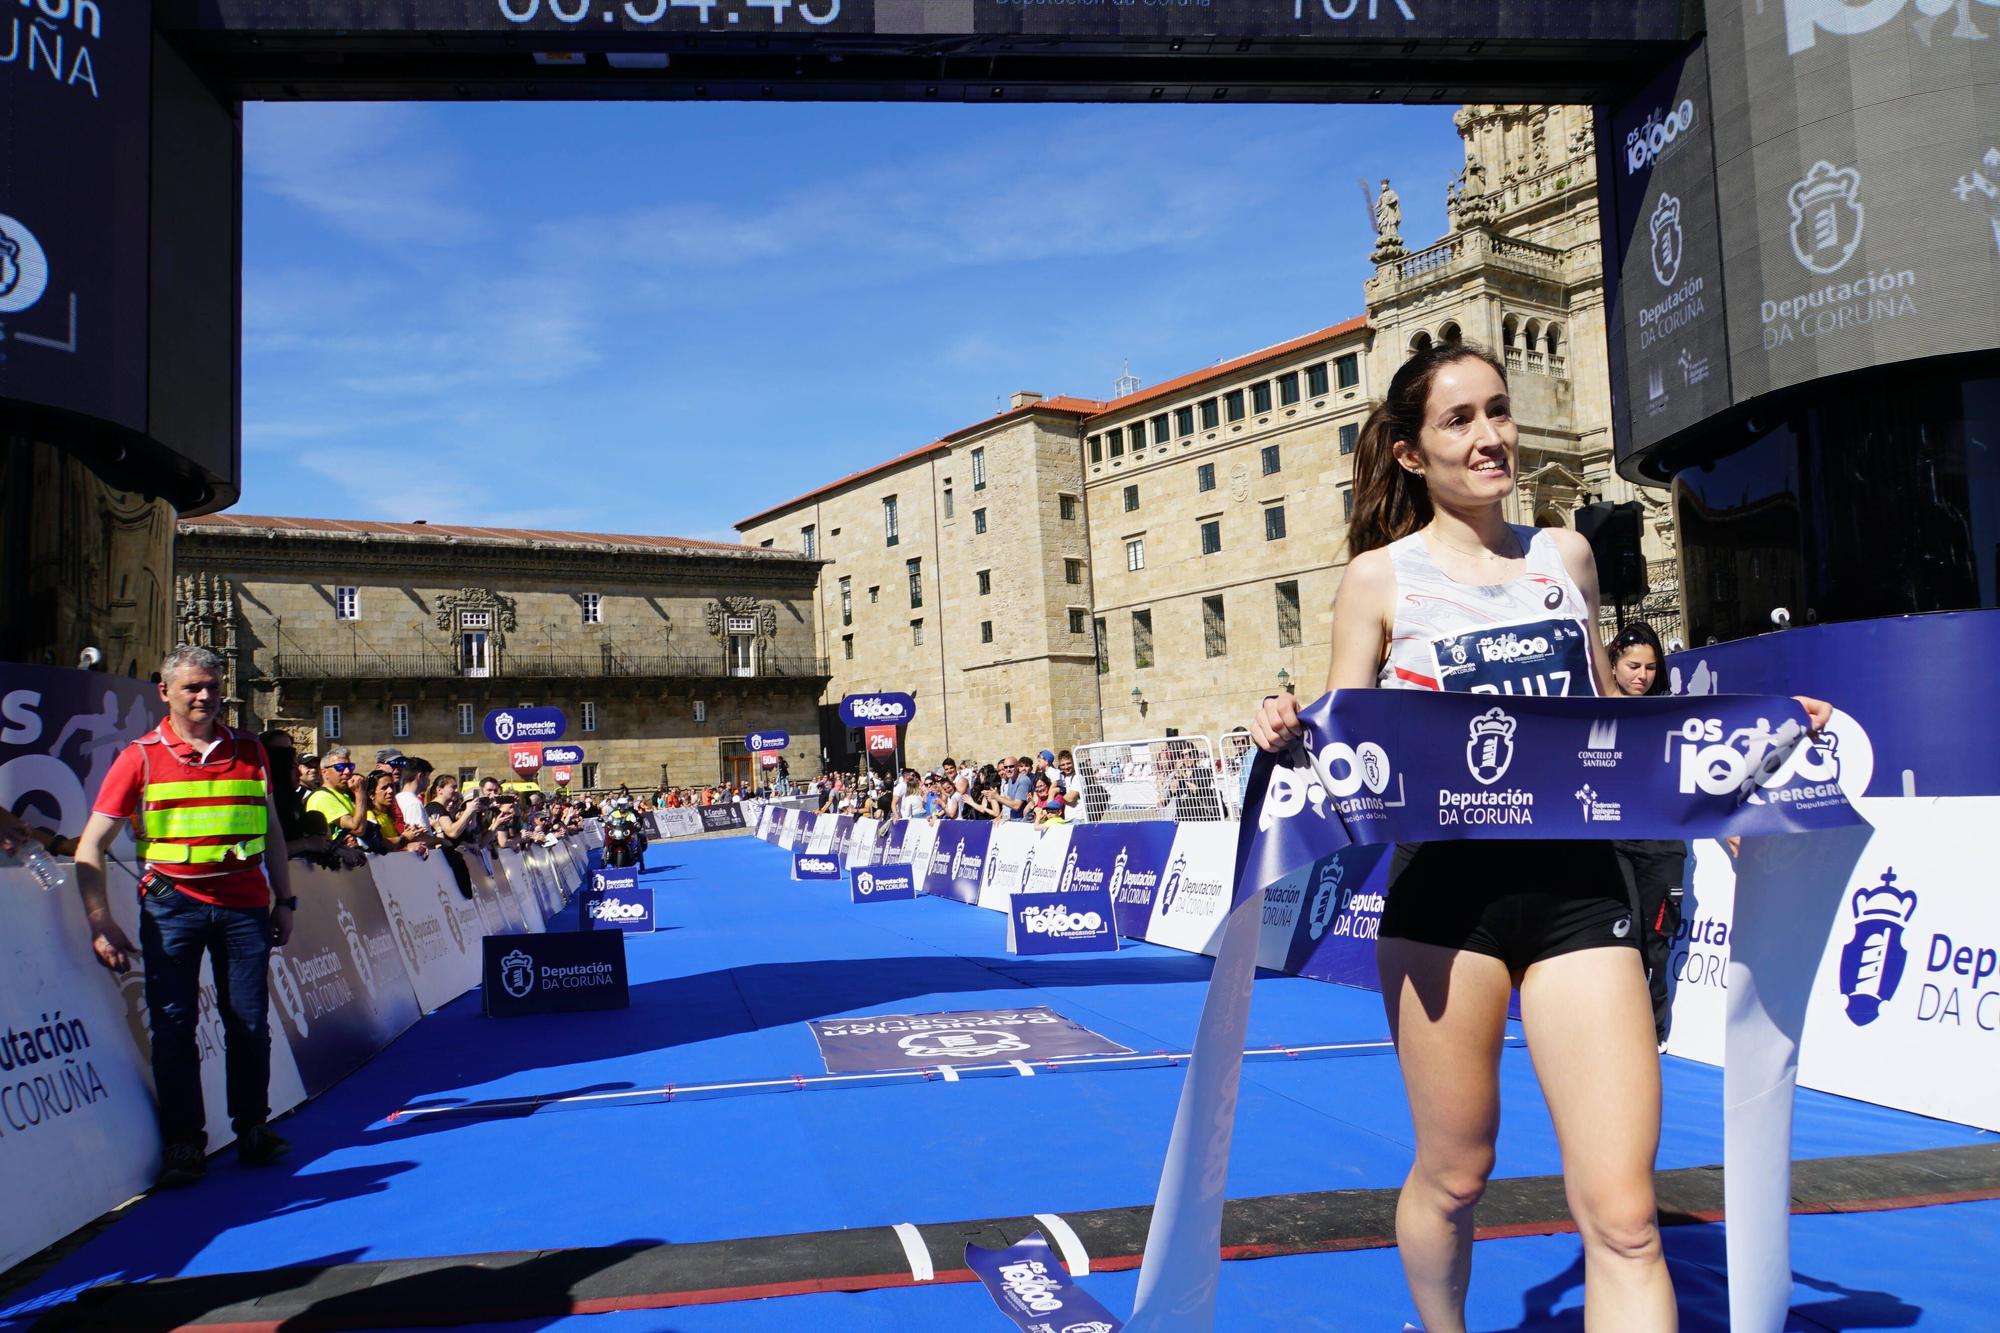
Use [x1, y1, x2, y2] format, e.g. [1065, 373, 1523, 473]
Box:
[1850, 867, 1917, 924]
[501, 948, 537, 999]
[1787, 160, 1865, 275]
[1649, 192, 1684, 286]
[336, 901, 358, 938]
[1466, 707, 1519, 786]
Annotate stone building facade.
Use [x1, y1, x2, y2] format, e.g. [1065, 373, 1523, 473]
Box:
[734, 104, 1682, 753]
[736, 394, 1108, 768]
[174, 515, 827, 791]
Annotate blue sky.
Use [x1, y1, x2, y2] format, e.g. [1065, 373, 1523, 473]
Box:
[241, 100, 1462, 542]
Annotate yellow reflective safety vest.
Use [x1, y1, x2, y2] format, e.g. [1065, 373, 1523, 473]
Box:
[131, 724, 270, 867]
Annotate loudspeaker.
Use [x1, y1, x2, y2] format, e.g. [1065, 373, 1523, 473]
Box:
[1573, 501, 1649, 605]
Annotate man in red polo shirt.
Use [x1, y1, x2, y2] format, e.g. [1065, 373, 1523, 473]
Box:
[74, 645, 297, 1188]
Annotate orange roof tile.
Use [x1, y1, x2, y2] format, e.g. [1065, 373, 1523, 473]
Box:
[1082, 316, 1370, 422]
[181, 513, 781, 556]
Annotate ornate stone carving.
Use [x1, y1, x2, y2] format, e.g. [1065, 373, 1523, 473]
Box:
[433, 587, 518, 634]
[173, 571, 243, 720]
[705, 597, 778, 642]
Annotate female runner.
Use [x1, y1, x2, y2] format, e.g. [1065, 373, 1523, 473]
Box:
[1248, 342, 1826, 1332]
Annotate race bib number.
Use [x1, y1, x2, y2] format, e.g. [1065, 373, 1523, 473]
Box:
[1430, 616, 1595, 697]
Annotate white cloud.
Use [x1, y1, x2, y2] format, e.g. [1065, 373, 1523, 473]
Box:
[246, 104, 484, 248]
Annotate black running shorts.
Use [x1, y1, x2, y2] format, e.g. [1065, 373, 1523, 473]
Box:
[1379, 839, 1639, 972]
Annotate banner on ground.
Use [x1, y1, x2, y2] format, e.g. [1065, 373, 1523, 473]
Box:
[808, 1006, 1132, 1075]
[968, 1231, 1125, 1333]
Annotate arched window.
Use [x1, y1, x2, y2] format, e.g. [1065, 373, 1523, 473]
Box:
[1439, 321, 1463, 345]
[1544, 322, 1565, 376]
[1523, 320, 1545, 373]
[1409, 330, 1433, 355]
[1534, 509, 1567, 528]
[1501, 314, 1520, 349]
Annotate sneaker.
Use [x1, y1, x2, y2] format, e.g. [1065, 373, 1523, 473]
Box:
[156, 1141, 207, 1189]
[236, 1124, 292, 1166]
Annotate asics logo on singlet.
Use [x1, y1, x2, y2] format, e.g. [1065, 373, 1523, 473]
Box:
[1477, 632, 1552, 663]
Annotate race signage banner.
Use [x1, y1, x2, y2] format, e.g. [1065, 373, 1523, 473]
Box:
[792, 852, 842, 881]
[269, 865, 425, 1098]
[584, 885, 656, 934]
[652, 808, 702, 839]
[746, 730, 789, 753]
[804, 814, 840, 856]
[923, 820, 992, 906]
[482, 931, 628, 1017]
[967, 1231, 1126, 1333]
[838, 692, 916, 728]
[1137, 823, 1237, 958]
[865, 724, 898, 759]
[1009, 881, 1119, 957]
[483, 706, 565, 745]
[550, 767, 573, 786]
[978, 822, 1040, 912]
[464, 850, 531, 935]
[369, 851, 485, 1014]
[507, 743, 541, 775]
[1125, 690, 1868, 1333]
[849, 866, 915, 904]
[807, 1006, 1132, 1075]
[581, 866, 640, 931]
[1053, 824, 1177, 938]
[846, 817, 884, 867]
[698, 804, 746, 832]
[541, 744, 584, 767]
[777, 809, 804, 851]
[0, 662, 161, 841]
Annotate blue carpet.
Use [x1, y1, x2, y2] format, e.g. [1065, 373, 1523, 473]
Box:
[2, 835, 1991, 1330]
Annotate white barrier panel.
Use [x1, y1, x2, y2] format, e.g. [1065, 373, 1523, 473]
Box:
[1024, 823, 1073, 892]
[1667, 796, 2000, 1131]
[900, 821, 939, 882]
[653, 808, 702, 840]
[272, 864, 426, 1098]
[980, 823, 1040, 913]
[847, 817, 882, 867]
[496, 848, 551, 927]
[368, 853, 486, 1014]
[777, 809, 803, 850]
[1140, 823, 1238, 957]
[0, 865, 174, 1273]
[102, 862, 310, 1150]
[804, 816, 839, 857]
[1253, 859, 1319, 972]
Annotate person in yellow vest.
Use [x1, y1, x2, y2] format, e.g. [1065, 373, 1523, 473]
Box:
[73, 646, 297, 1189]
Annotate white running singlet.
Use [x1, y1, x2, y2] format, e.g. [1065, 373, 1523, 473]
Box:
[1376, 524, 1598, 697]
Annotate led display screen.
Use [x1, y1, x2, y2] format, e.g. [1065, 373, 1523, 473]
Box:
[188, 0, 1687, 41]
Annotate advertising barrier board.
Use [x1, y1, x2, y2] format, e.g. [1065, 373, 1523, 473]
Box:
[803, 814, 840, 857]
[269, 864, 425, 1098]
[368, 852, 486, 1014]
[464, 851, 529, 935]
[583, 885, 656, 934]
[482, 931, 628, 1017]
[922, 820, 992, 906]
[792, 852, 842, 881]
[1141, 823, 1239, 957]
[1009, 881, 1119, 957]
[849, 866, 916, 904]
[807, 1006, 1132, 1075]
[698, 803, 746, 832]
[979, 822, 1040, 912]
[653, 808, 702, 840]
[0, 662, 162, 841]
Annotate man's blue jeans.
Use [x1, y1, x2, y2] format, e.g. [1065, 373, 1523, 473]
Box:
[138, 885, 273, 1147]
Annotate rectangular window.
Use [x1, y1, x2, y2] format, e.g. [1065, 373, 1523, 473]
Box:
[972, 447, 987, 490]
[1089, 435, 1103, 464]
[1196, 462, 1216, 493]
[581, 762, 598, 789]
[1068, 607, 1087, 635]
[843, 634, 854, 660]
[1202, 595, 1228, 658]
[1265, 505, 1288, 541]
[1278, 372, 1300, 406]
[392, 703, 410, 738]
[974, 508, 988, 534]
[978, 569, 992, 595]
[944, 487, 955, 519]
[580, 592, 602, 625]
[581, 701, 598, 732]
[1336, 352, 1360, 389]
[1132, 610, 1154, 669]
[1151, 414, 1171, 445]
[1122, 484, 1139, 513]
[1251, 381, 1272, 414]
[981, 620, 994, 644]
[1341, 485, 1355, 521]
[1126, 537, 1145, 571]
[693, 700, 706, 723]
[1064, 558, 1083, 585]
[1107, 426, 1125, 459]
[322, 705, 342, 739]
[1059, 494, 1078, 521]
[1225, 389, 1246, 422]
[1339, 422, 1359, 455]
[1261, 443, 1281, 475]
[883, 496, 900, 546]
[907, 557, 923, 608]
[1307, 362, 1330, 397]
[1200, 519, 1222, 555]
[801, 525, 817, 559]
[1094, 617, 1109, 674]
[1199, 398, 1219, 430]
[1005, 702, 1013, 725]
[912, 618, 925, 646]
[1175, 405, 1195, 436]
[1277, 580, 1303, 647]
[334, 586, 358, 620]
[840, 576, 852, 626]
[458, 766, 477, 787]
[457, 703, 474, 736]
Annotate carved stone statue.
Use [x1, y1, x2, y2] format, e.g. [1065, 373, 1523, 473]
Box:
[1373, 179, 1403, 244]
